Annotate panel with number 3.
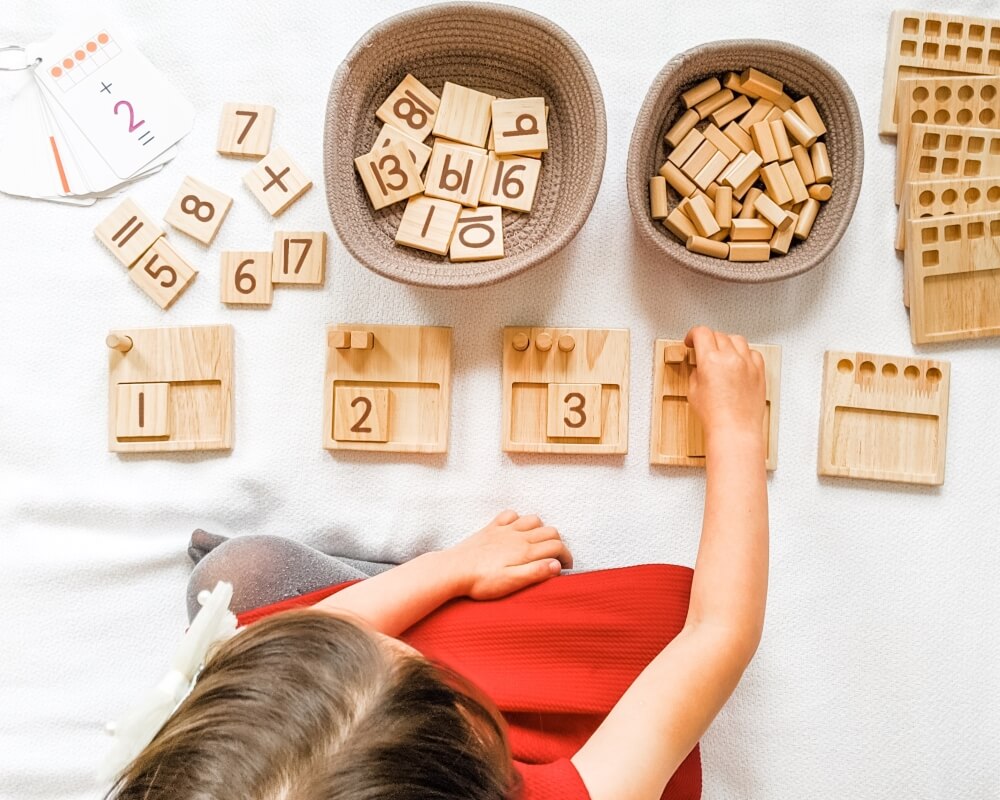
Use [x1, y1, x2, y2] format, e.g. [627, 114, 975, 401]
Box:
[271, 231, 327, 285]
[220, 251, 273, 306]
[128, 238, 197, 309]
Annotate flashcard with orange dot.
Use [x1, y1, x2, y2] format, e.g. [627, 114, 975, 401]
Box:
[30, 16, 194, 178]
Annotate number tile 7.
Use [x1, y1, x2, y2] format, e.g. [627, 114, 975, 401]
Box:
[217, 103, 275, 159]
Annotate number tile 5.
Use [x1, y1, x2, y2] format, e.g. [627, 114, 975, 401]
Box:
[217, 103, 275, 159]
[129, 238, 197, 310]
[220, 251, 273, 306]
[271, 231, 326, 285]
[333, 386, 389, 443]
[164, 176, 233, 246]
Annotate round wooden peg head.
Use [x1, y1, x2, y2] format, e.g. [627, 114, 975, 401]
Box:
[535, 332, 553, 351]
[106, 334, 133, 353]
[557, 334, 575, 352]
[512, 332, 530, 351]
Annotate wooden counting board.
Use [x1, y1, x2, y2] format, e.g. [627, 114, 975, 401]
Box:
[897, 124, 1000, 207]
[879, 9, 1000, 136]
[818, 351, 950, 485]
[501, 327, 629, 455]
[323, 324, 451, 454]
[107, 325, 233, 453]
[650, 340, 781, 470]
[896, 176, 1000, 252]
[906, 211, 1000, 344]
[895, 76, 1000, 202]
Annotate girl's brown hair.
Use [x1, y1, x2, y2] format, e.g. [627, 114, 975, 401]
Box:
[106, 609, 518, 800]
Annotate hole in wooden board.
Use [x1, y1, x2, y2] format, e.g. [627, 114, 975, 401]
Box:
[992, 139, 1000, 155]
[922, 227, 939, 244]
[958, 84, 975, 100]
[911, 109, 928, 123]
[925, 19, 941, 36]
[968, 222, 985, 239]
[942, 189, 958, 204]
[947, 22, 963, 38]
[983, 85, 998, 101]
[882, 362, 898, 377]
[942, 158, 959, 175]
[943, 45, 961, 62]
[922, 42, 939, 58]
[926, 367, 942, 382]
[967, 47, 983, 64]
[980, 108, 996, 124]
[991, 220, 1000, 236]
[968, 137, 985, 154]
[904, 365, 920, 380]
[934, 109, 951, 124]
[837, 358, 854, 373]
[919, 190, 935, 207]
[965, 187, 981, 202]
[901, 40, 917, 56]
[902, 16, 919, 34]
[957, 108, 974, 125]
[859, 360, 876, 377]
[963, 160, 981, 177]
[969, 24, 985, 42]
[991, 26, 1000, 43]
[944, 224, 962, 241]
[912, 86, 929, 102]
[944, 134, 962, 151]
[830, 406, 940, 478]
[919, 156, 937, 173]
[922, 249, 940, 267]
[922, 132, 941, 149]
[990, 49, 1000, 66]
[989, 187, 1000, 202]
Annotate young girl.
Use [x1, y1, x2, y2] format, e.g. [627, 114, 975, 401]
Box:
[106, 326, 769, 800]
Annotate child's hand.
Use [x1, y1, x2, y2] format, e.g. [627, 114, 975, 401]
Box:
[684, 326, 766, 441]
[445, 511, 573, 600]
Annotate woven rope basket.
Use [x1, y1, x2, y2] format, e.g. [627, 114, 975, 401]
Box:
[627, 40, 864, 283]
[324, 3, 607, 289]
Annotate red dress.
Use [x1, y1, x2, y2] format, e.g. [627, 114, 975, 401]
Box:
[236, 564, 702, 799]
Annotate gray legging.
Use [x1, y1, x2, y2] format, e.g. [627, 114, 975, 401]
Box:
[186, 530, 394, 622]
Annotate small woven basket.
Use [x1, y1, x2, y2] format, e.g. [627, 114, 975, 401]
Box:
[627, 40, 864, 283]
[324, 3, 607, 289]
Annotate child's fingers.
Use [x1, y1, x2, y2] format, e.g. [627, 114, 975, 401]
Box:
[493, 509, 519, 526]
[512, 514, 543, 531]
[524, 525, 560, 543]
[684, 325, 717, 356]
[750, 350, 765, 373]
[505, 559, 562, 586]
[530, 538, 574, 568]
[714, 331, 736, 352]
[730, 334, 751, 359]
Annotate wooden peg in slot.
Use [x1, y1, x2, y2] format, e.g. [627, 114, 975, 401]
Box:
[557, 335, 576, 353]
[511, 332, 530, 351]
[535, 332, 554, 351]
[106, 334, 133, 353]
[664, 343, 697, 364]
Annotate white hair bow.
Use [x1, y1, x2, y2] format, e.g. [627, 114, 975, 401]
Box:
[98, 581, 238, 782]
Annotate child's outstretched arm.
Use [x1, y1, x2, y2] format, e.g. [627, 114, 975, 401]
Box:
[313, 511, 572, 637]
[572, 326, 769, 800]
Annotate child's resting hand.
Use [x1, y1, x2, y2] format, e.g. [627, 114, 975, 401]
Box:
[445, 511, 573, 600]
[684, 326, 766, 443]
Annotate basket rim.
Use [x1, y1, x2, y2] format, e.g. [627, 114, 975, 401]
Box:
[626, 38, 864, 284]
[324, 1, 608, 289]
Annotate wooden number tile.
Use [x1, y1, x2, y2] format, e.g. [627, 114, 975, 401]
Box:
[354, 139, 424, 211]
[324, 324, 452, 453]
[502, 327, 629, 454]
[244, 146, 313, 216]
[129, 238, 197, 310]
[432, 81, 495, 147]
[95, 198, 164, 268]
[220, 251, 273, 305]
[164, 176, 233, 245]
[115, 382, 170, 439]
[107, 324, 234, 453]
[272, 231, 326, 285]
[395, 194, 463, 255]
[373, 123, 433, 175]
[546, 383, 602, 438]
[216, 103, 275, 158]
[479, 152, 541, 212]
[424, 141, 488, 207]
[333, 386, 389, 443]
[650, 339, 781, 470]
[818, 351, 950, 485]
[450, 206, 503, 262]
[491, 97, 548, 155]
[879, 9, 1000, 136]
[375, 74, 440, 142]
[906, 211, 1000, 343]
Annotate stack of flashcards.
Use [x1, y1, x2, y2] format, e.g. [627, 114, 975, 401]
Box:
[0, 16, 194, 205]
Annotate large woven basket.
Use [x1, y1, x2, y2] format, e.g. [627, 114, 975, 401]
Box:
[324, 3, 607, 289]
[627, 40, 863, 283]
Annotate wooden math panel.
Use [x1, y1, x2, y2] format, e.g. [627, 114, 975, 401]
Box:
[895, 76, 1000, 202]
[107, 325, 233, 453]
[897, 176, 1000, 252]
[650, 340, 781, 470]
[879, 9, 1000, 136]
[898, 125, 1000, 203]
[818, 351, 950, 485]
[502, 327, 629, 455]
[323, 324, 451, 454]
[906, 211, 1000, 344]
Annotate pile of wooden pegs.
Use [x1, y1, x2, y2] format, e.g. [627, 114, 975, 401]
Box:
[354, 75, 549, 262]
[650, 68, 833, 263]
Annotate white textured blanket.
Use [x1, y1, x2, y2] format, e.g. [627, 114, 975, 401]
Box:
[1, 1, 998, 798]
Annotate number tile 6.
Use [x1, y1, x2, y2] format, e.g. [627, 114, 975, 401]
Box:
[220, 251, 273, 306]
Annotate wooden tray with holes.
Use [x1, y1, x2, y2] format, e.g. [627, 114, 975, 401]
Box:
[818, 351, 950, 485]
[895, 75, 1000, 202]
[649, 340, 781, 470]
[905, 211, 1000, 344]
[897, 176, 1000, 252]
[897, 124, 1000, 209]
[879, 9, 1000, 137]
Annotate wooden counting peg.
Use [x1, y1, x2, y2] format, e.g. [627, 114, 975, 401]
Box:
[107, 324, 234, 453]
[244, 146, 313, 216]
[511, 332, 530, 351]
[95, 198, 164, 268]
[663, 344, 696, 365]
[324, 324, 451, 453]
[129, 238, 198, 310]
[535, 332, 553, 351]
[557, 334, 575, 353]
[164, 176, 233, 246]
[355, 138, 425, 211]
[217, 103, 275, 159]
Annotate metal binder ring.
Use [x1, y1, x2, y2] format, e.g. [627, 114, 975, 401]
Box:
[0, 45, 41, 72]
